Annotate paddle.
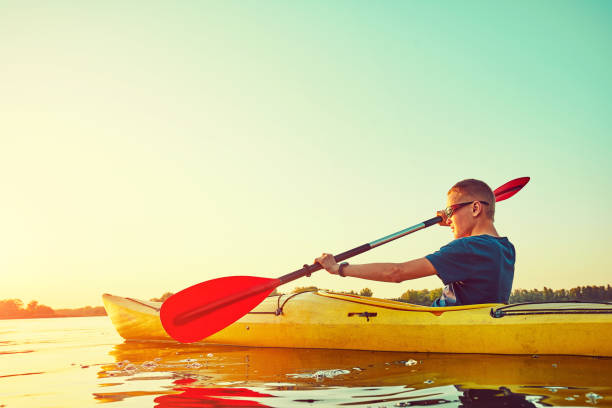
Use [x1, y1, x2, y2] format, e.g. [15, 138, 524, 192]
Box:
[161, 177, 530, 343]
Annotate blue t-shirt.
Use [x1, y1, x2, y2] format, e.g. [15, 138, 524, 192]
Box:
[425, 235, 515, 307]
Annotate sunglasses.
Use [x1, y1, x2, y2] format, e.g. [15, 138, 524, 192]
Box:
[443, 201, 490, 219]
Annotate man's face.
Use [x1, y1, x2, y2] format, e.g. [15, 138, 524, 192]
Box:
[445, 191, 475, 239]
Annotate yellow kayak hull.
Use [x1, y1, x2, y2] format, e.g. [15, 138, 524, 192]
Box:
[102, 291, 612, 356]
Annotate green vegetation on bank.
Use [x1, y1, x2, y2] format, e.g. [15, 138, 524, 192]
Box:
[150, 292, 174, 302]
[0, 299, 106, 319]
[150, 285, 612, 307]
[271, 285, 612, 306]
[9, 284, 607, 319]
[396, 285, 612, 305]
[509, 285, 612, 303]
[293, 286, 374, 297]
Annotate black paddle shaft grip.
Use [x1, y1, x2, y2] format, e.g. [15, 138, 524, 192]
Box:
[276, 216, 442, 286]
[423, 216, 442, 228]
[277, 243, 371, 285]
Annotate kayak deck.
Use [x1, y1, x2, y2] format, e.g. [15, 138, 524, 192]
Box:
[102, 291, 612, 356]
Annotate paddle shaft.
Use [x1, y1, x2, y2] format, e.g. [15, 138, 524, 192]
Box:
[278, 216, 442, 284]
[174, 216, 441, 325]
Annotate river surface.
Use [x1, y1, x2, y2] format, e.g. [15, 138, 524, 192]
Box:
[1, 316, 611, 407]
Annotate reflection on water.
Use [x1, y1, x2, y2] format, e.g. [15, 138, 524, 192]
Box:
[95, 341, 612, 407]
[1, 317, 610, 407]
[150, 382, 556, 407]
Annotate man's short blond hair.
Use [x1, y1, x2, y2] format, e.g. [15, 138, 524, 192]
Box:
[448, 179, 495, 220]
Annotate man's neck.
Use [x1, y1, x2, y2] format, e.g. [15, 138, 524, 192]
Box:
[470, 221, 499, 237]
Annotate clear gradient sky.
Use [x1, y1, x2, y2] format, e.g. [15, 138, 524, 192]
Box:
[2, 1, 611, 308]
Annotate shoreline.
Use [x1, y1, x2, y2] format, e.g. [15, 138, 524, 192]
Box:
[0, 313, 107, 320]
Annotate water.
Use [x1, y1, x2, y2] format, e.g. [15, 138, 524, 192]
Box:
[1, 317, 611, 407]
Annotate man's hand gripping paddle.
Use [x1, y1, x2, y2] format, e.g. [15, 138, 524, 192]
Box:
[161, 177, 530, 343]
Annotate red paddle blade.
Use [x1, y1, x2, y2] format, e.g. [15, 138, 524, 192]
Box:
[160, 276, 279, 343]
[494, 177, 530, 202]
[154, 387, 273, 407]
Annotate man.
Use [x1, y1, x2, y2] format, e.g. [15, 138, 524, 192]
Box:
[315, 179, 515, 306]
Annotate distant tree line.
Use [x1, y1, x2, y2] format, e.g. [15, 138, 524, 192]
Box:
[150, 292, 175, 302]
[0, 299, 106, 319]
[395, 288, 444, 305]
[508, 285, 612, 303]
[395, 285, 612, 306]
[148, 285, 612, 308]
[292, 286, 374, 297]
[150, 287, 376, 302]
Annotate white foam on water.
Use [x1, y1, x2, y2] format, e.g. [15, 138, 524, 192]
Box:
[141, 360, 158, 370]
[286, 369, 351, 379]
[586, 392, 603, 404]
[216, 381, 246, 386]
[263, 382, 296, 387]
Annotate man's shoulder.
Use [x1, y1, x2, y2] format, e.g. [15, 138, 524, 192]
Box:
[433, 237, 469, 257]
[430, 235, 513, 260]
[462, 234, 512, 246]
[462, 235, 516, 259]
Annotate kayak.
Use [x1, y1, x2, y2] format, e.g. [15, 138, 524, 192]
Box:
[102, 290, 612, 356]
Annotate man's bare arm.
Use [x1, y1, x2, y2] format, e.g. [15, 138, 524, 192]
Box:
[315, 254, 437, 283]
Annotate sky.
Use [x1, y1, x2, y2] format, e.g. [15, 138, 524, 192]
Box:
[1, 1, 611, 308]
